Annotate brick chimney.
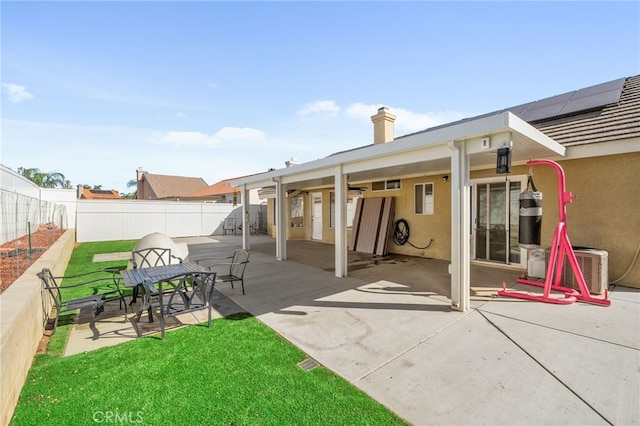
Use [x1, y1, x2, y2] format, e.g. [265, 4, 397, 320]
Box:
[371, 106, 396, 144]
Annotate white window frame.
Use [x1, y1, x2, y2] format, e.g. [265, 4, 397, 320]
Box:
[414, 182, 434, 215]
[290, 196, 304, 228]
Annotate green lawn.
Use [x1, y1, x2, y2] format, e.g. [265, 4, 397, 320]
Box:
[13, 242, 407, 425]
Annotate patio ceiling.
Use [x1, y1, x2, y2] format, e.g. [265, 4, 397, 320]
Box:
[232, 111, 565, 192]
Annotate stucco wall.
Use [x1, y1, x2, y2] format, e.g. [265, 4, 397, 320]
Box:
[363, 174, 452, 260]
[536, 153, 639, 287]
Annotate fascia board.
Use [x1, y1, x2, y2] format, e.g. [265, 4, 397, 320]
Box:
[343, 143, 452, 175]
[564, 138, 640, 159]
[281, 168, 335, 185]
[505, 112, 566, 156]
[230, 177, 273, 190]
[397, 111, 513, 146]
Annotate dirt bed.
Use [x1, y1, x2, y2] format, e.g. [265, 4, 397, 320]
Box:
[0, 227, 63, 294]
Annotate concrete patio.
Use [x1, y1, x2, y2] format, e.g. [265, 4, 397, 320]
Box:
[65, 235, 639, 426]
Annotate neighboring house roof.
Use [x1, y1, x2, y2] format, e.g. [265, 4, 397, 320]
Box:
[188, 178, 240, 198]
[141, 173, 208, 199]
[187, 174, 262, 198]
[80, 188, 121, 199]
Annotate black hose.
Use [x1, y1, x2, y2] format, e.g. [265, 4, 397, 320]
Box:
[392, 218, 433, 250]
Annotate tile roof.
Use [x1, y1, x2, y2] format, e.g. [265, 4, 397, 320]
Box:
[188, 179, 238, 197]
[142, 173, 208, 199]
[80, 188, 121, 199]
[187, 173, 262, 197]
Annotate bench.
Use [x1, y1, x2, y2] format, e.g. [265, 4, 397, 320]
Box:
[38, 268, 127, 340]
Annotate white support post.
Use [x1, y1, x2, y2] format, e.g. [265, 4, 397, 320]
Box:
[334, 166, 347, 277]
[275, 177, 287, 260]
[241, 184, 250, 250]
[449, 140, 471, 311]
[461, 185, 471, 309]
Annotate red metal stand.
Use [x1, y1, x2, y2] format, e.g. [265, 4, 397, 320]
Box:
[498, 159, 611, 306]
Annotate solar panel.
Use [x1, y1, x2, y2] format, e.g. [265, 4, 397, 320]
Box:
[527, 92, 574, 109]
[509, 77, 626, 122]
[559, 86, 625, 116]
[569, 77, 626, 99]
[520, 103, 567, 122]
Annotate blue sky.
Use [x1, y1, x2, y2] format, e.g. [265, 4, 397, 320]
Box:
[2, 1, 639, 194]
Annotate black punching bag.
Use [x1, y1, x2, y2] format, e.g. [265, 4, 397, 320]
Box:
[519, 176, 542, 246]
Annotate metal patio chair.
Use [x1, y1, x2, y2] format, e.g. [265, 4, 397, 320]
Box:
[130, 247, 183, 320]
[195, 249, 250, 295]
[130, 270, 217, 340]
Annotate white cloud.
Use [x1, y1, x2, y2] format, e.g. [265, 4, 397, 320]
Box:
[345, 103, 383, 120]
[215, 127, 265, 141]
[176, 112, 187, 118]
[154, 131, 219, 148]
[345, 102, 466, 133]
[153, 127, 265, 148]
[3, 83, 35, 103]
[296, 100, 341, 116]
[391, 107, 466, 133]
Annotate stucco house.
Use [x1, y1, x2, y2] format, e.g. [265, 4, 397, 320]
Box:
[232, 75, 640, 311]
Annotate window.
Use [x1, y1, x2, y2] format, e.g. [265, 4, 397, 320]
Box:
[290, 196, 304, 227]
[330, 190, 361, 228]
[415, 183, 434, 215]
[372, 179, 401, 191]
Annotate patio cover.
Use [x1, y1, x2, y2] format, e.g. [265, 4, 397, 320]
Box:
[231, 111, 565, 311]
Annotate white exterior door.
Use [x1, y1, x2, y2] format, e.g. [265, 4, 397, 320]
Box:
[311, 192, 322, 240]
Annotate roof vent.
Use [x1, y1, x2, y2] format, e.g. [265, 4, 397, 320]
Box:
[285, 157, 299, 167]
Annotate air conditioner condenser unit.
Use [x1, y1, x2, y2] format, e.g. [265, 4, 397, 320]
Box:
[546, 248, 608, 295]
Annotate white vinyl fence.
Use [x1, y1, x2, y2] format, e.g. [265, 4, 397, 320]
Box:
[1, 164, 265, 245]
[76, 200, 249, 242]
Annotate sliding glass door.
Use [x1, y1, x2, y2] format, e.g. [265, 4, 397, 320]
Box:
[472, 177, 524, 265]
